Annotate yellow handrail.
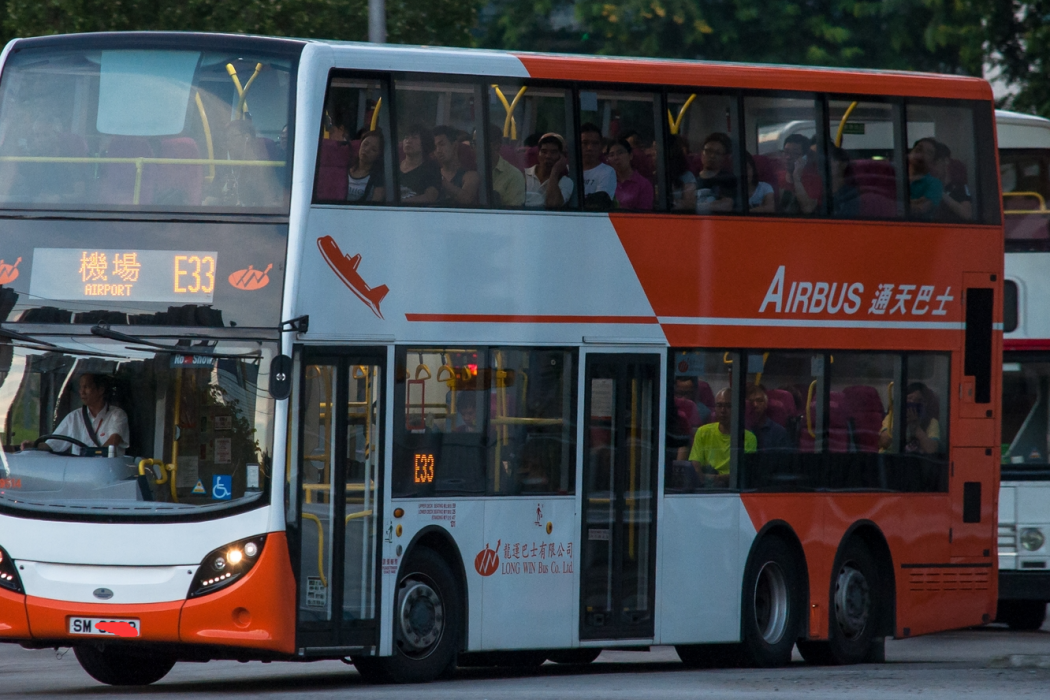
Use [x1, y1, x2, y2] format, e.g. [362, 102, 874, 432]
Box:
[370, 97, 382, 132]
[834, 101, 859, 148]
[885, 380, 895, 436]
[194, 91, 216, 183]
[138, 458, 177, 500]
[668, 94, 697, 136]
[238, 63, 264, 117]
[491, 86, 528, 139]
[301, 513, 327, 587]
[1004, 191, 1048, 214]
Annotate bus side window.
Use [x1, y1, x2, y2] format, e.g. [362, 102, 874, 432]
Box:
[905, 102, 979, 223]
[743, 94, 823, 217]
[394, 79, 486, 208]
[666, 93, 740, 215]
[313, 76, 392, 205]
[666, 349, 735, 493]
[827, 99, 905, 220]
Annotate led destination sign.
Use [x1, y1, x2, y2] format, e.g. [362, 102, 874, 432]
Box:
[30, 249, 218, 303]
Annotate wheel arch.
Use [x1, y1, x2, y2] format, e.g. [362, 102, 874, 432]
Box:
[835, 520, 896, 639]
[400, 525, 469, 650]
[743, 519, 810, 639]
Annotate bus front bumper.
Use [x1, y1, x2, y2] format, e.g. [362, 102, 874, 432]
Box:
[1000, 570, 1050, 601]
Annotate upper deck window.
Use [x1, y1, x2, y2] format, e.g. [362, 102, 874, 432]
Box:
[0, 47, 294, 214]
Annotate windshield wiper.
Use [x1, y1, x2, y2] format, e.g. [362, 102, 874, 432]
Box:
[90, 325, 260, 359]
[0, 326, 122, 358]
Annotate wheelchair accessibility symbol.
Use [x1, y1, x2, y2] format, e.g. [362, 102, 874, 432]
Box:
[212, 475, 232, 500]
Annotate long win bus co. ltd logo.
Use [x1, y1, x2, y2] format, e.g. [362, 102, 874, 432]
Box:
[228, 264, 272, 291]
[0, 257, 21, 285]
[474, 540, 501, 577]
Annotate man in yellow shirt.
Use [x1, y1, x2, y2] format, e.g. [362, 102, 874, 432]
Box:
[688, 387, 757, 481]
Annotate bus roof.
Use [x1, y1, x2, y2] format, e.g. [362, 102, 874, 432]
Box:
[8, 32, 995, 102]
[997, 108, 1050, 149]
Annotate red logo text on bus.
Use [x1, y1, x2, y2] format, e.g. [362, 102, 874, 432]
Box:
[0, 257, 21, 285]
[474, 540, 501, 577]
[228, 264, 272, 291]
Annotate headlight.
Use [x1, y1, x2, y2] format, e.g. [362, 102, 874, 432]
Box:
[1020, 528, 1045, 552]
[187, 535, 267, 599]
[0, 545, 24, 594]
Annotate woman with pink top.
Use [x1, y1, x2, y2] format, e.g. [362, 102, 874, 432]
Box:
[605, 138, 654, 210]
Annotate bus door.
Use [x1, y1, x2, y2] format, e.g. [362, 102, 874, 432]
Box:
[580, 352, 660, 640]
[295, 350, 384, 651]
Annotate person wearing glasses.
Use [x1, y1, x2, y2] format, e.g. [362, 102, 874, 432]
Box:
[695, 132, 738, 213]
[878, 382, 941, 454]
[685, 387, 756, 482]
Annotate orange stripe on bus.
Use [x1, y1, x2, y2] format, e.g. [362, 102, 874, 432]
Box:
[405, 313, 659, 324]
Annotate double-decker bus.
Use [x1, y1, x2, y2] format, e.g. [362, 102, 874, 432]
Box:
[0, 32, 1001, 685]
[998, 109, 1050, 630]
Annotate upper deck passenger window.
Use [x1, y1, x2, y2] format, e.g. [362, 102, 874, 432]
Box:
[489, 83, 576, 210]
[393, 79, 486, 207]
[666, 93, 742, 215]
[744, 95, 824, 217]
[313, 77, 392, 204]
[0, 47, 295, 213]
[827, 99, 905, 219]
[577, 89, 660, 212]
[905, 103, 978, 223]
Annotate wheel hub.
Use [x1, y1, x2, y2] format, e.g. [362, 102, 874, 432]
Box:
[754, 561, 789, 644]
[397, 579, 444, 656]
[834, 564, 870, 640]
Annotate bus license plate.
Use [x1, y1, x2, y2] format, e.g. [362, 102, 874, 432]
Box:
[68, 617, 140, 637]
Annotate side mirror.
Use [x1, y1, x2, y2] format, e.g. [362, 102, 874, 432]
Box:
[269, 354, 293, 400]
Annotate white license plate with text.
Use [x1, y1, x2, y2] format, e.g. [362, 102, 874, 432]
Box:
[68, 617, 140, 637]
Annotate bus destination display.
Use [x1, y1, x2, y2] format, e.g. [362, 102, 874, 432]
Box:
[29, 248, 218, 303]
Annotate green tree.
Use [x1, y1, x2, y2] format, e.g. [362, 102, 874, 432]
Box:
[982, 1, 1050, 116]
[2, 0, 481, 48]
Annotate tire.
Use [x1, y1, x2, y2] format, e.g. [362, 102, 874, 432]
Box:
[740, 535, 803, 667]
[823, 539, 882, 664]
[795, 639, 835, 665]
[675, 643, 744, 668]
[997, 600, 1048, 631]
[547, 648, 601, 665]
[352, 547, 462, 684]
[74, 644, 176, 686]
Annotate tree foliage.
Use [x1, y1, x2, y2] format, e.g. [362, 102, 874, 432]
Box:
[982, 1, 1050, 116]
[1, 0, 482, 48]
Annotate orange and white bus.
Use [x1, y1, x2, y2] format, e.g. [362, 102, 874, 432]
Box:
[0, 32, 1002, 685]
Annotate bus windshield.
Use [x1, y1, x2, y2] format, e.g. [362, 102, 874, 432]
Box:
[0, 47, 293, 213]
[0, 337, 276, 516]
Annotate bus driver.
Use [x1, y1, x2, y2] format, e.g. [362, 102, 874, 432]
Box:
[20, 373, 129, 455]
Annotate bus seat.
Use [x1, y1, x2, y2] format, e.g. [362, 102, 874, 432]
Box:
[674, 396, 702, 432]
[458, 142, 477, 171]
[315, 139, 351, 200]
[99, 136, 154, 205]
[766, 388, 797, 417]
[146, 138, 202, 206]
[523, 146, 538, 169]
[858, 191, 898, 218]
[828, 390, 848, 453]
[948, 158, 968, 185]
[687, 152, 703, 175]
[499, 144, 524, 171]
[753, 153, 783, 200]
[632, 150, 655, 183]
[843, 385, 884, 453]
[696, 380, 715, 411]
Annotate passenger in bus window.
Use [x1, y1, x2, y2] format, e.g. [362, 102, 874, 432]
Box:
[579, 122, 617, 210]
[931, 141, 974, 221]
[908, 138, 943, 219]
[745, 153, 775, 213]
[485, 123, 526, 207]
[433, 126, 479, 206]
[398, 123, 441, 205]
[606, 139, 654, 211]
[745, 385, 790, 451]
[778, 134, 820, 215]
[687, 387, 756, 483]
[525, 133, 574, 208]
[695, 133, 737, 213]
[21, 374, 129, 455]
[829, 146, 860, 218]
[878, 382, 941, 454]
[346, 130, 385, 203]
[668, 136, 697, 211]
[674, 375, 711, 425]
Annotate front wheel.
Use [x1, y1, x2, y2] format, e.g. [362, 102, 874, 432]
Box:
[74, 644, 176, 686]
[352, 547, 462, 683]
[740, 535, 803, 667]
[997, 600, 1048, 631]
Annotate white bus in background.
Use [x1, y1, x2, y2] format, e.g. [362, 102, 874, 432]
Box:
[998, 109, 1050, 629]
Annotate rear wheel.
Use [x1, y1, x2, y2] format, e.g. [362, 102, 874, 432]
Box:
[997, 600, 1048, 631]
[547, 648, 601, 665]
[351, 547, 462, 683]
[74, 644, 176, 686]
[740, 535, 803, 667]
[823, 539, 883, 664]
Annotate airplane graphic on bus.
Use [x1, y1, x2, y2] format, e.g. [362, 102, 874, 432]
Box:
[317, 236, 389, 319]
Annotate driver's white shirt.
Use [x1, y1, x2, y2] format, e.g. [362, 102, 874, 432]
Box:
[47, 404, 129, 455]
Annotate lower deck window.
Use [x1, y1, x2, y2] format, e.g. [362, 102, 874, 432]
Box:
[393, 347, 576, 497]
